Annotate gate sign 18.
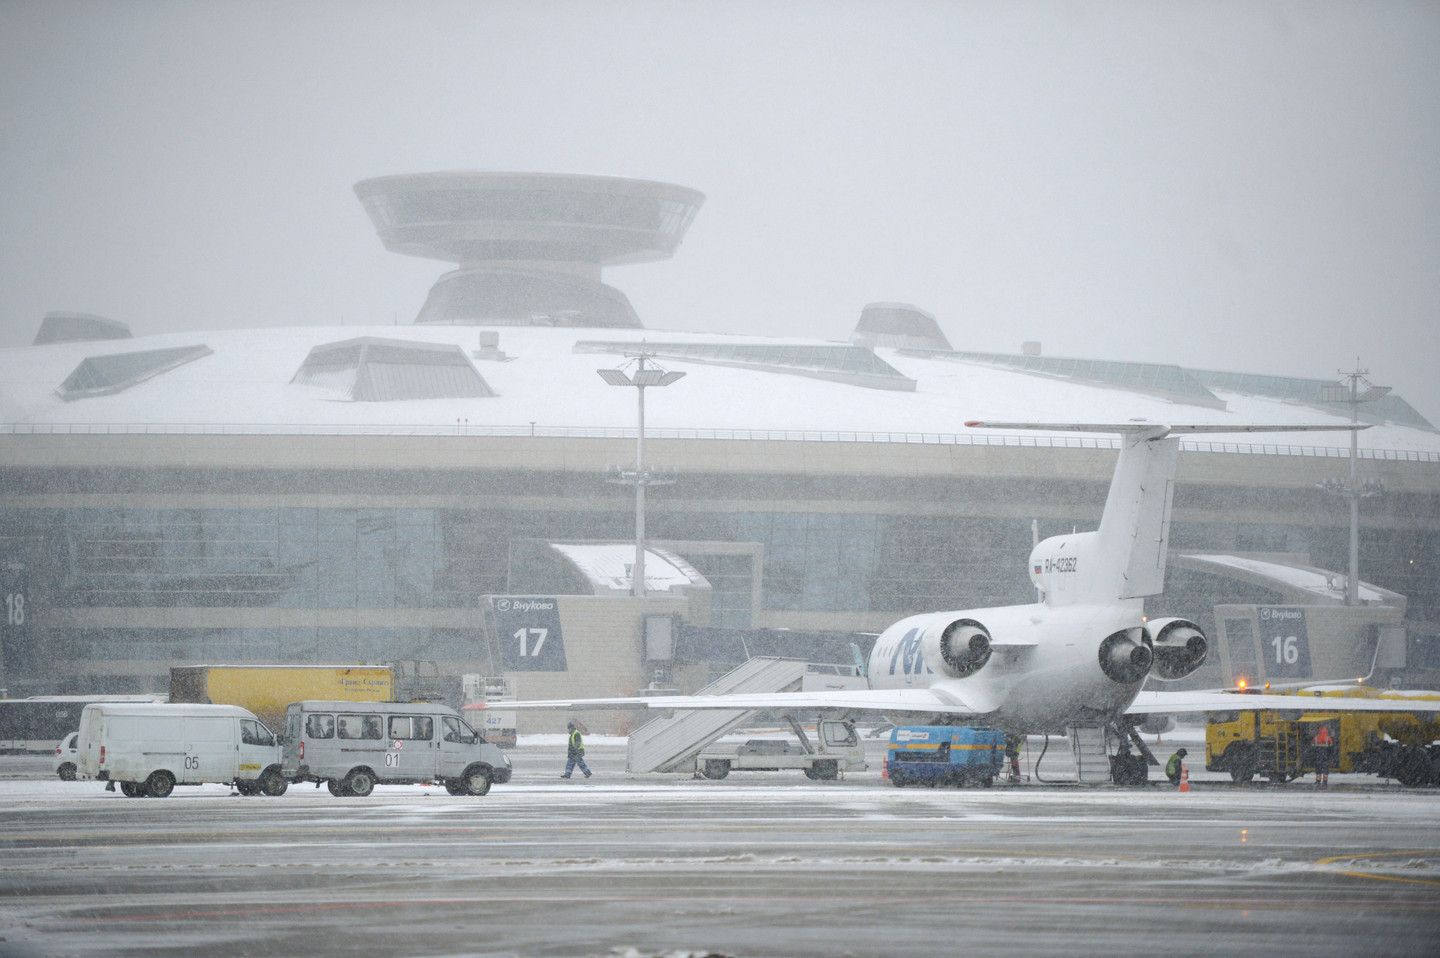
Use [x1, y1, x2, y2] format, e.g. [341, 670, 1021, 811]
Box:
[1, 561, 27, 673]
[490, 597, 569, 672]
[1257, 606, 1313, 679]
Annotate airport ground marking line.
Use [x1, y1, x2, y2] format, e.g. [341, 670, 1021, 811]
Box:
[54, 893, 1440, 926]
[1314, 849, 1440, 888]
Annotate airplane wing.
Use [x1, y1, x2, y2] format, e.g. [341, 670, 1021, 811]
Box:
[482, 685, 997, 718]
[1127, 689, 1440, 716]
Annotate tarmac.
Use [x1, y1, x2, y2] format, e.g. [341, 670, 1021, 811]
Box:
[0, 732, 1436, 957]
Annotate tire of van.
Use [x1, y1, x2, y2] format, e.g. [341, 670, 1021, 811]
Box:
[343, 768, 376, 797]
[57, 763, 77, 781]
[145, 770, 175, 798]
[120, 781, 144, 798]
[259, 768, 288, 797]
[234, 780, 261, 796]
[458, 766, 491, 796]
[326, 779, 347, 796]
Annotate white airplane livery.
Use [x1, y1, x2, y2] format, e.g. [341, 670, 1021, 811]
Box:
[507, 421, 1430, 732]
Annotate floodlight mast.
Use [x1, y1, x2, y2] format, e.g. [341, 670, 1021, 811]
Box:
[597, 354, 685, 597]
[1320, 362, 1390, 606]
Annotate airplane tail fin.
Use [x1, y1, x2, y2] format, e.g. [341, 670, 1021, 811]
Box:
[966, 421, 1366, 605]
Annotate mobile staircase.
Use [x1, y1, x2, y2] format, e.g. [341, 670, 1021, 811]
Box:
[625, 657, 810, 773]
[1068, 724, 1113, 783]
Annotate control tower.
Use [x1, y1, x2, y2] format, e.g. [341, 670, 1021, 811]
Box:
[354, 172, 705, 328]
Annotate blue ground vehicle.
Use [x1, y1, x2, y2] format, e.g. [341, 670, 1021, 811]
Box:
[886, 726, 1005, 787]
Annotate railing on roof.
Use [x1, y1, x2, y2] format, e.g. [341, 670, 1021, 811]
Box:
[3, 421, 1438, 463]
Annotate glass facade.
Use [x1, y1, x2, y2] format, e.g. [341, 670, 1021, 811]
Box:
[10, 628, 483, 671]
[2, 481, 1437, 678]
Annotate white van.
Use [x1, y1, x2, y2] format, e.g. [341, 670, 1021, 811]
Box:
[54, 731, 79, 781]
[282, 700, 511, 796]
[77, 702, 287, 798]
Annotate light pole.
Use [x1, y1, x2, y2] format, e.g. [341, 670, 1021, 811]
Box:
[1319, 362, 1389, 606]
[598, 354, 685, 597]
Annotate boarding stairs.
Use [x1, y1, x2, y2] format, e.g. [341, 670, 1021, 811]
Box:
[625, 657, 810, 773]
[1068, 724, 1113, 784]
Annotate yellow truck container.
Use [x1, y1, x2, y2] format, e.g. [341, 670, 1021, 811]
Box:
[1205, 686, 1440, 787]
[170, 665, 395, 732]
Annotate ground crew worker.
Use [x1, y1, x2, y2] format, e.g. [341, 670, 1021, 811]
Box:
[1312, 723, 1335, 787]
[561, 721, 592, 779]
[1165, 747, 1188, 786]
[1004, 733, 1023, 782]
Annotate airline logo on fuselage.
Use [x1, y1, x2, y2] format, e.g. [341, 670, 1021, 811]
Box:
[887, 628, 932, 683]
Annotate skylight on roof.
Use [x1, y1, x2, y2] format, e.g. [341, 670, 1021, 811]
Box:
[34, 311, 133, 346]
[291, 336, 495, 402]
[908, 348, 1225, 408]
[56, 345, 213, 401]
[1188, 369, 1434, 431]
[574, 340, 916, 391]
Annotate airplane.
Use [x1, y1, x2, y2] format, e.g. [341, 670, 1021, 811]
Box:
[501, 421, 1431, 771]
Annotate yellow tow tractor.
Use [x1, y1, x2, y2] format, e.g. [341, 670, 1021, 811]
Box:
[1205, 686, 1440, 787]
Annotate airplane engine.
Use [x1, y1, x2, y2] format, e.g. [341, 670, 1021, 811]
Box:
[1146, 617, 1208, 680]
[922, 618, 992, 678]
[1098, 628, 1153, 684]
[1135, 714, 1176, 735]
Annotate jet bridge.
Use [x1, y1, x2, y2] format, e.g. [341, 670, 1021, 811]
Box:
[625, 657, 810, 773]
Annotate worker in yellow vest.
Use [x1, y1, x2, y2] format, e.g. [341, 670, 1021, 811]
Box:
[562, 721, 593, 779]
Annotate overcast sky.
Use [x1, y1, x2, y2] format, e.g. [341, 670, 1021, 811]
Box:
[2, 1, 1437, 420]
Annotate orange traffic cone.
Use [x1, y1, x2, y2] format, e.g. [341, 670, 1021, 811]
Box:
[1178, 763, 1191, 792]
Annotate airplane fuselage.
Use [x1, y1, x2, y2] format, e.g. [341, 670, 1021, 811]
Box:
[866, 601, 1149, 733]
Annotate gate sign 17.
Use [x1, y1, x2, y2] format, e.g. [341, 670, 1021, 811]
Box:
[1257, 606, 1313, 679]
[490, 597, 569, 672]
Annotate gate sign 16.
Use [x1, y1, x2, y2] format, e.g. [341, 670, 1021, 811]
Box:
[1257, 606, 1313, 679]
[490, 597, 569, 672]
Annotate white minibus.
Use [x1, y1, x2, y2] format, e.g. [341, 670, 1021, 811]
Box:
[282, 700, 511, 796]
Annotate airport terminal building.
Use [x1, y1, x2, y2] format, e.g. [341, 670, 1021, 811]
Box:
[3, 173, 1438, 718]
